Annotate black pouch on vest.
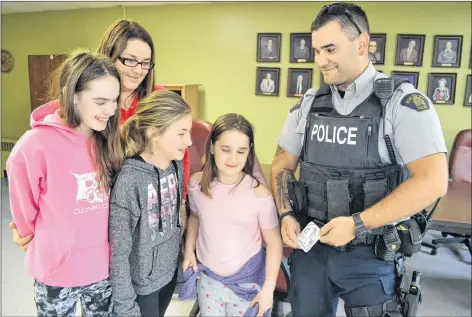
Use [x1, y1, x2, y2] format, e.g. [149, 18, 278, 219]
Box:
[363, 177, 388, 209]
[396, 212, 428, 257]
[374, 225, 401, 262]
[327, 179, 351, 220]
[287, 179, 307, 217]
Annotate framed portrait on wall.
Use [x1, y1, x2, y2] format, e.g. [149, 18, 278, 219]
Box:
[427, 73, 456, 105]
[369, 33, 386, 65]
[395, 34, 425, 66]
[465, 75, 472, 107]
[256, 67, 280, 96]
[256, 33, 281, 62]
[391, 71, 419, 89]
[290, 33, 314, 63]
[287, 68, 312, 97]
[432, 35, 463, 68]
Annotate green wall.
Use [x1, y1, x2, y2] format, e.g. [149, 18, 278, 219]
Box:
[2, 2, 471, 164]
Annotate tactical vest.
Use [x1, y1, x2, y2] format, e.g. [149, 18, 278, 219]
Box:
[299, 79, 408, 223]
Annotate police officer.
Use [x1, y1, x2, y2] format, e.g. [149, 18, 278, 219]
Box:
[270, 3, 448, 317]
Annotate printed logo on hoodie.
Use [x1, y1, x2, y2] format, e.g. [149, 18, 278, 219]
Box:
[71, 171, 109, 215]
[147, 173, 178, 241]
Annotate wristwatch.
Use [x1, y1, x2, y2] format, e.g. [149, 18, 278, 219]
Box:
[352, 212, 371, 238]
[279, 211, 298, 222]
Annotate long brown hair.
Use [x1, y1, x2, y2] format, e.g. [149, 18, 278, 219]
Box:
[49, 49, 122, 191]
[97, 19, 155, 101]
[200, 114, 260, 198]
[121, 90, 192, 157]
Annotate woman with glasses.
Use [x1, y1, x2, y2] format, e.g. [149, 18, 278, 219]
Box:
[97, 20, 165, 126]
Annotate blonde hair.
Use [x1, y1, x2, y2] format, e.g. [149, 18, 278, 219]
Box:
[121, 90, 192, 157]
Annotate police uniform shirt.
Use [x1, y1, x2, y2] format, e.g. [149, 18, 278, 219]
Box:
[277, 62, 447, 166]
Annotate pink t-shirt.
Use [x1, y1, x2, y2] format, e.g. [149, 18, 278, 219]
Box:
[188, 174, 279, 276]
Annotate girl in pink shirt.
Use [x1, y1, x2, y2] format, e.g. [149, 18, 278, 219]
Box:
[183, 114, 283, 316]
[7, 49, 122, 316]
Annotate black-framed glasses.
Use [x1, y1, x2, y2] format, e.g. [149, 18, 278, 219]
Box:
[117, 57, 155, 70]
[323, 4, 362, 36]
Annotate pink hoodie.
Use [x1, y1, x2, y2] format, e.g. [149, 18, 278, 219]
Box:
[7, 101, 110, 287]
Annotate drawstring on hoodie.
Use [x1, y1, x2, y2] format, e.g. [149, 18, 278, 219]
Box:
[156, 161, 181, 232]
[172, 160, 182, 229]
[156, 169, 163, 232]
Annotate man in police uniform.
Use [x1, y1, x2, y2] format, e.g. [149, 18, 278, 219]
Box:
[270, 3, 448, 317]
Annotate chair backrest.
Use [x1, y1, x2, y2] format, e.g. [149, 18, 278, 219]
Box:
[189, 120, 213, 175]
[449, 129, 472, 183]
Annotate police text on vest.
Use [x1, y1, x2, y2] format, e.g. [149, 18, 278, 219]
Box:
[310, 124, 357, 145]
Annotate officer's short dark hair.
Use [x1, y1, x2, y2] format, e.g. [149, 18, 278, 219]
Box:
[311, 3, 370, 41]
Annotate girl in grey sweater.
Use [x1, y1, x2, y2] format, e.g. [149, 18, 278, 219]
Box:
[109, 91, 193, 317]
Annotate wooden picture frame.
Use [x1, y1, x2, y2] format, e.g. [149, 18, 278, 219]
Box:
[369, 33, 386, 65]
[465, 75, 472, 107]
[256, 67, 280, 96]
[395, 34, 425, 66]
[287, 68, 313, 97]
[290, 33, 314, 63]
[469, 44, 472, 69]
[427, 73, 457, 105]
[432, 35, 463, 68]
[391, 71, 419, 89]
[256, 33, 281, 62]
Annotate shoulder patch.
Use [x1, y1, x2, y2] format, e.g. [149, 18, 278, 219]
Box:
[290, 97, 304, 113]
[400, 93, 430, 112]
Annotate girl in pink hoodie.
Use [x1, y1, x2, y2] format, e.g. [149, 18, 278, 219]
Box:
[7, 49, 122, 316]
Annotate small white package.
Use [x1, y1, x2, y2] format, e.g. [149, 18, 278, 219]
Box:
[297, 221, 321, 252]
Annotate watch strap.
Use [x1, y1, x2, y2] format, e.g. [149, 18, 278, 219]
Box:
[279, 211, 297, 222]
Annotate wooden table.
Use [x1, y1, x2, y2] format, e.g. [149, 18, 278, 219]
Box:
[427, 182, 471, 236]
[261, 164, 471, 236]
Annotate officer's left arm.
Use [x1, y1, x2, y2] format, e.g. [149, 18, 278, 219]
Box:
[360, 88, 449, 229]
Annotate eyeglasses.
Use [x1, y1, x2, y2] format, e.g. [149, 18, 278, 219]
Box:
[322, 4, 362, 36]
[117, 57, 155, 70]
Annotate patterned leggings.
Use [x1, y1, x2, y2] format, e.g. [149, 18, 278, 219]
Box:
[33, 278, 112, 317]
[197, 273, 257, 317]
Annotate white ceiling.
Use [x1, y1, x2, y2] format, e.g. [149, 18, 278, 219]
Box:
[1, 1, 209, 14]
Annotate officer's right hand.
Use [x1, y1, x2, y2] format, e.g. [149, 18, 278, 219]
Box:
[9, 222, 33, 252]
[281, 216, 301, 249]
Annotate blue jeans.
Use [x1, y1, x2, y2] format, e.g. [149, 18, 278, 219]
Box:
[288, 242, 396, 317]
